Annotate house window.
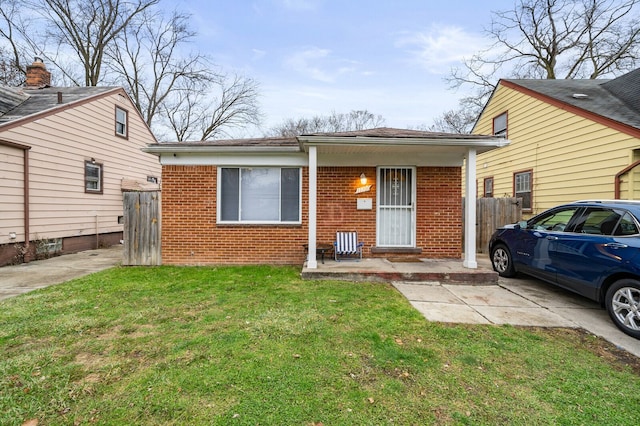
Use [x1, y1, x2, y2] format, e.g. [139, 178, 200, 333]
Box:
[493, 112, 507, 137]
[219, 167, 301, 223]
[115, 106, 128, 138]
[514, 170, 532, 211]
[484, 177, 494, 197]
[85, 161, 103, 194]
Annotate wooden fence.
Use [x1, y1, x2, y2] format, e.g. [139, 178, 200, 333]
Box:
[475, 197, 522, 253]
[123, 191, 161, 266]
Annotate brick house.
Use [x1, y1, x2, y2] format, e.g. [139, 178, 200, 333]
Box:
[144, 128, 508, 269]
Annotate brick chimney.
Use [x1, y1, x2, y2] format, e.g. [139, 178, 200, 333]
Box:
[25, 57, 51, 88]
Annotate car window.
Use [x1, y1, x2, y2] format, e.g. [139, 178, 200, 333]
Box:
[571, 208, 620, 235]
[616, 212, 639, 236]
[527, 207, 580, 232]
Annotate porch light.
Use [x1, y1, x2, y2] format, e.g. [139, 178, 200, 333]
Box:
[360, 173, 367, 185]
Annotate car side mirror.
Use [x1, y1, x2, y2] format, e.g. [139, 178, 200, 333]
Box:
[517, 220, 528, 230]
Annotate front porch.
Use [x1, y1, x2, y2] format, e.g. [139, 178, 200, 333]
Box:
[301, 256, 498, 284]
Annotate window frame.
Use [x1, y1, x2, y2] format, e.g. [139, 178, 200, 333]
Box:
[217, 166, 302, 225]
[513, 169, 532, 212]
[115, 106, 129, 139]
[483, 176, 494, 198]
[493, 111, 508, 137]
[84, 160, 103, 194]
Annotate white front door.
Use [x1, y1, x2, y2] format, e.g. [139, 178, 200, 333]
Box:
[377, 167, 416, 247]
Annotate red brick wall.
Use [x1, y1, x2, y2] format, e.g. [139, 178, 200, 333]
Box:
[316, 167, 377, 255]
[416, 167, 462, 257]
[161, 165, 462, 265]
[161, 165, 308, 265]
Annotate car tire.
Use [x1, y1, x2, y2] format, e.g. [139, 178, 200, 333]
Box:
[605, 279, 640, 339]
[490, 243, 516, 278]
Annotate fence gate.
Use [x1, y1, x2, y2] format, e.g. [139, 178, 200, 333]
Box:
[123, 191, 161, 266]
[476, 197, 522, 253]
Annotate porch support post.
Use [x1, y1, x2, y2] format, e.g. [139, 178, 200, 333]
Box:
[307, 146, 318, 269]
[463, 147, 478, 269]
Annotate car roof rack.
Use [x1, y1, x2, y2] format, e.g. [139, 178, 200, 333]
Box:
[574, 199, 640, 204]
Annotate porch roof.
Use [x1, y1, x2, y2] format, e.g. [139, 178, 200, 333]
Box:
[298, 128, 508, 167]
[144, 127, 509, 163]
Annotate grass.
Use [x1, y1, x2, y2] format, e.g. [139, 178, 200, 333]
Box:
[1, 265, 639, 425]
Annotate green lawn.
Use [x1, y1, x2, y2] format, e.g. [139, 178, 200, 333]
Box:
[1, 265, 638, 425]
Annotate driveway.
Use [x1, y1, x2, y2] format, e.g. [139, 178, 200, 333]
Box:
[0, 245, 122, 301]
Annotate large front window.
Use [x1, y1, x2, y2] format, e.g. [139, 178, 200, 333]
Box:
[219, 167, 301, 223]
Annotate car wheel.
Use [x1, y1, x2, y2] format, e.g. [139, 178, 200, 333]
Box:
[491, 244, 516, 278]
[605, 279, 640, 339]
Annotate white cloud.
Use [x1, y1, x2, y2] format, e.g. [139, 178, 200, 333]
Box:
[278, 0, 320, 11]
[284, 47, 357, 83]
[396, 25, 485, 74]
[251, 49, 267, 61]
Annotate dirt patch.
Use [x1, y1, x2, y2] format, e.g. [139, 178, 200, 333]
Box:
[543, 327, 640, 375]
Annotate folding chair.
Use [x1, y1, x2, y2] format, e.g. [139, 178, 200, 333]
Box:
[334, 231, 364, 261]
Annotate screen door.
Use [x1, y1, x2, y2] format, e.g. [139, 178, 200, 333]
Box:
[377, 167, 415, 247]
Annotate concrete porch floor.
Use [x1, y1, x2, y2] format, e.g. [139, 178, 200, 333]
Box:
[301, 256, 498, 284]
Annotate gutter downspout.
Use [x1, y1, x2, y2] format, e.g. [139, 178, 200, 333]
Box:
[615, 160, 640, 199]
[24, 148, 30, 252]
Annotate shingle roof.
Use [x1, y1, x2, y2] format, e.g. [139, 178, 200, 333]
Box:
[503, 69, 640, 130]
[0, 86, 119, 125]
[156, 136, 299, 148]
[303, 127, 501, 140]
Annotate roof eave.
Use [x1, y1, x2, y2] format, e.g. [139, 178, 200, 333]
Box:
[142, 144, 303, 155]
[297, 135, 509, 150]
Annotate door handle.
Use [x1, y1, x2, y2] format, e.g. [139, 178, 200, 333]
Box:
[604, 243, 628, 249]
[546, 236, 558, 240]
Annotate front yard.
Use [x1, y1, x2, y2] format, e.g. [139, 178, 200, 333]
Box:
[1, 265, 638, 425]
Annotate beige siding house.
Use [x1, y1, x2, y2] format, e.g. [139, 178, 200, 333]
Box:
[473, 68, 640, 217]
[0, 59, 160, 266]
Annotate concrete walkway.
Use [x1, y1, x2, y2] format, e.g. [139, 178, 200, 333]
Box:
[1, 246, 639, 358]
[393, 276, 640, 358]
[0, 245, 122, 301]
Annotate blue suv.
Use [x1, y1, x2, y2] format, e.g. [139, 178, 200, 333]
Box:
[489, 200, 640, 339]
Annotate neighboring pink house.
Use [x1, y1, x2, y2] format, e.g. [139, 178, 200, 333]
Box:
[144, 128, 508, 269]
[0, 59, 160, 266]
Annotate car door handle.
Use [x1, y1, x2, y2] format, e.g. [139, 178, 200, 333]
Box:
[604, 243, 628, 249]
[546, 236, 558, 240]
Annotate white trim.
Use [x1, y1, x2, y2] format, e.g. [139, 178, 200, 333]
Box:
[307, 146, 318, 268]
[463, 148, 477, 268]
[159, 152, 308, 166]
[216, 166, 302, 224]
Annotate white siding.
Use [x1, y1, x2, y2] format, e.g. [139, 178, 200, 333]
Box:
[0, 144, 26, 244]
[0, 91, 160, 242]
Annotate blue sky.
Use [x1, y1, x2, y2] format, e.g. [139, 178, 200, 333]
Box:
[177, 0, 515, 135]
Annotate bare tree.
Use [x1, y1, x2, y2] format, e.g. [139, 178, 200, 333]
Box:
[105, 9, 216, 128]
[161, 72, 261, 141]
[0, 0, 29, 84]
[437, 0, 640, 132]
[0, 1, 262, 139]
[268, 110, 385, 137]
[428, 108, 478, 134]
[37, 0, 159, 86]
